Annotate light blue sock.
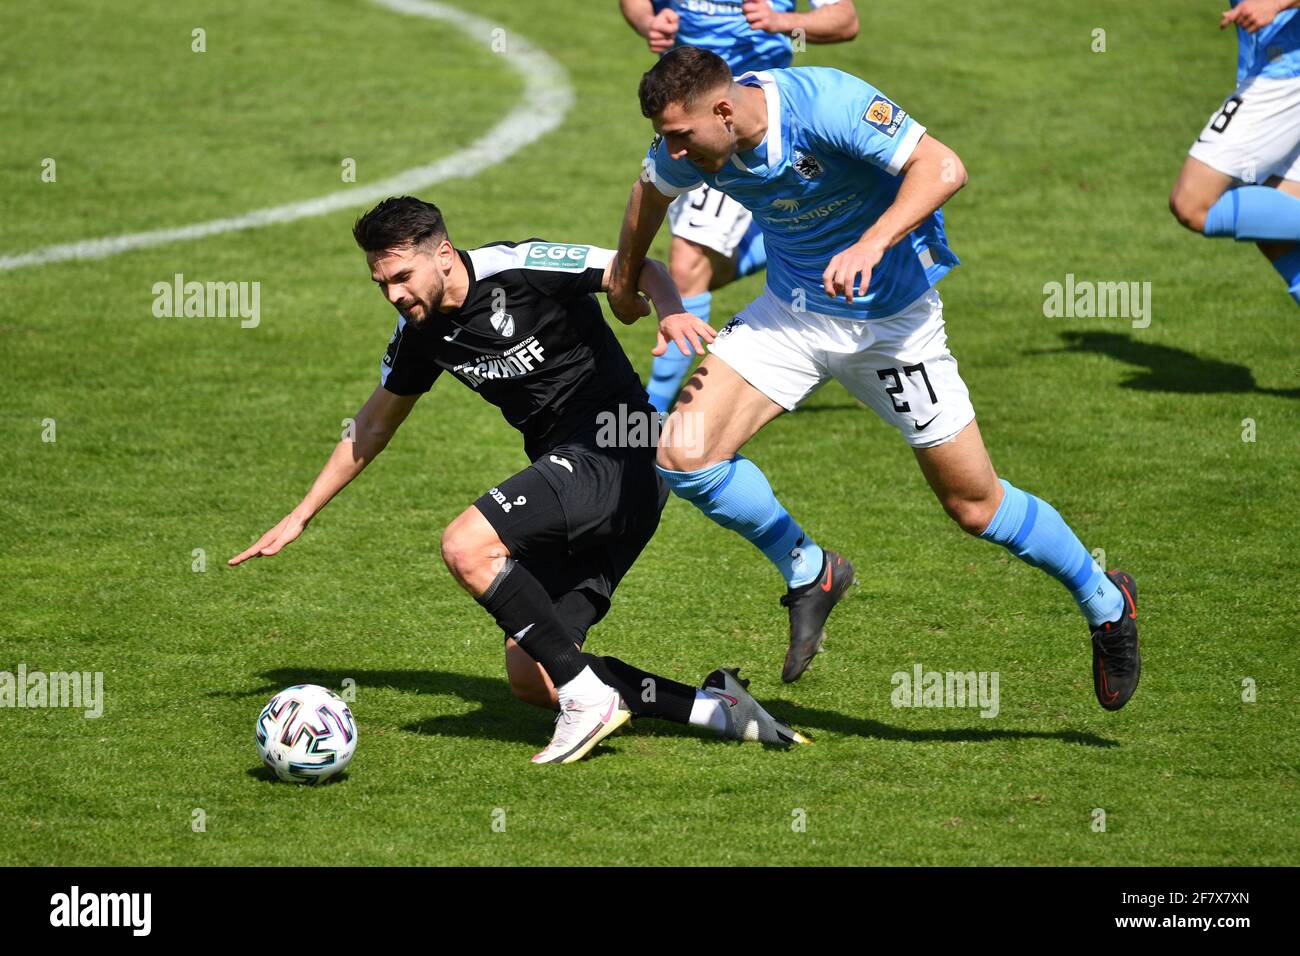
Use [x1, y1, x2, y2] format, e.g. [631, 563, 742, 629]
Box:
[658, 456, 824, 588]
[1203, 186, 1300, 242]
[647, 292, 710, 413]
[979, 479, 1123, 629]
[1270, 246, 1300, 305]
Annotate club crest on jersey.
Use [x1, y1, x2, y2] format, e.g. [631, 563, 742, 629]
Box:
[526, 242, 590, 271]
[862, 95, 905, 138]
[489, 309, 515, 337]
[791, 150, 822, 180]
[718, 316, 745, 337]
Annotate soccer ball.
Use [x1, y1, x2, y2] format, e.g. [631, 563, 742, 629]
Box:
[255, 684, 357, 784]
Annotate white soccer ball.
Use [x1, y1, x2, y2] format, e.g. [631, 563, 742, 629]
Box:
[255, 684, 357, 784]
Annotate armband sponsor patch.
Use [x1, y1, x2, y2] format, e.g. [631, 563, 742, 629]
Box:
[862, 95, 906, 138]
[525, 242, 592, 271]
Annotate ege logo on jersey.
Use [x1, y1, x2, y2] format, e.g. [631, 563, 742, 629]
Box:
[526, 243, 589, 271]
[862, 95, 906, 137]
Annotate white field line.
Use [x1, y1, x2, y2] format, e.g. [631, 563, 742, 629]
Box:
[0, 0, 572, 271]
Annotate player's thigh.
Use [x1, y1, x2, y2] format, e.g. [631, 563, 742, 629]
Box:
[663, 293, 824, 469]
[660, 353, 786, 469]
[669, 236, 734, 295]
[830, 289, 976, 451]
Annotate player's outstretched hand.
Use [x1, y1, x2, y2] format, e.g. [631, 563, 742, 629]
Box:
[823, 240, 885, 304]
[229, 510, 310, 566]
[654, 310, 716, 357]
[1221, 0, 1281, 32]
[647, 8, 679, 52]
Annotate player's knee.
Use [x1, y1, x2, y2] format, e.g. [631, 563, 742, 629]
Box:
[656, 428, 710, 473]
[1169, 188, 1208, 233]
[942, 495, 998, 536]
[439, 523, 480, 582]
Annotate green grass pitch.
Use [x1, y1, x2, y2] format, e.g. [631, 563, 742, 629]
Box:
[1, 0, 1297, 865]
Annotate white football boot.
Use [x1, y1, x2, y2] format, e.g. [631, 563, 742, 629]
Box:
[702, 667, 810, 746]
[531, 684, 631, 765]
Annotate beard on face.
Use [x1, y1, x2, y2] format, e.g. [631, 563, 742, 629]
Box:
[399, 276, 442, 327]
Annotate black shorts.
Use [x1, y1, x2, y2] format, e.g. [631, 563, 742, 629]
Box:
[473, 427, 668, 647]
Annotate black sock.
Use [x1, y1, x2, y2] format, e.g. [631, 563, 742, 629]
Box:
[478, 559, 586, 687]
[588, 655, 696, 725]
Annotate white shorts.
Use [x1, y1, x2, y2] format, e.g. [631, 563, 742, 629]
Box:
[708, 287, 976, 449]
[1188, 75, 1300, 183]
[667, 184, 753, 257]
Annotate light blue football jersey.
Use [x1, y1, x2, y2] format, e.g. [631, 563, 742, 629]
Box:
[1233, 1, 1300, 83]
[652, 0, 840, 73]
[645, 67, 958, 320]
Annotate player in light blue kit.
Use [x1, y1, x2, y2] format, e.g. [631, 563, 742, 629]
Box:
[607, 48, 1141, 709]
[1170, 1, 1300, 306]
[619, 0, 859, 411]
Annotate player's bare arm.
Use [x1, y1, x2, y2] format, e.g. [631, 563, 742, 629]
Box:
[603, 254, 717, 356]
[620, 0, 680, 53]
[824, 133, 968, 302]
[743, 0, 859, 43]
[1222, 0, 1300, 32]
[228, 385, 420, 566]
[609, 175, 675, 322]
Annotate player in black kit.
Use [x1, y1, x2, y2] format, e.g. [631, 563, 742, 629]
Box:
[230, 196, 805, 764]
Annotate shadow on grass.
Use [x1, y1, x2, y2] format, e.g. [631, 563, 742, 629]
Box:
[244, 766, 353, 785]
[767, 700, 1117, 748]
[229, 667, 541, 744]
[226, 668, 1115, 749]
[1051, 331, 1300, 398]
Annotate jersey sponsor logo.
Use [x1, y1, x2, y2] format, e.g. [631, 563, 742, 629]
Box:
[489, 309, 515, 337]
[451, 336, 547, 387]
[862, 95, 906, 138]
[792, 150, 823, 180]
[765, 194, 860, 228]
[771, 197, 800, 212]
[525, 242, 590, 271]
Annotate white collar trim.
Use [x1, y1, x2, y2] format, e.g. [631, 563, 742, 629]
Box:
[731, 70, 783, 172]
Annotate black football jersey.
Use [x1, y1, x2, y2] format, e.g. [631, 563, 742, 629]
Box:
[379, 239, 650, 459]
